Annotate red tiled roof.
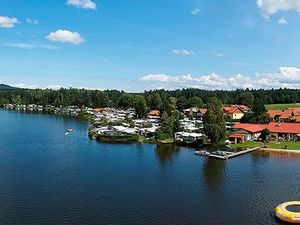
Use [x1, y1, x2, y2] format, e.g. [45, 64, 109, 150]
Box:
[266, 122, 300, 134]
[267, 110, 283, 119]
[223, 106, 233, 112]
[280, 109, 293, 119]
[288, 108, 300, 111]
[94, 108, 106, 113]
[232, 105, 249, 113]
[233, 123, 264, 133]
[199, 108, 207, 114]
[148, 110, 160, 116]
[234, 122, 300, 134]
[223, 105, 249, 114]
[291, 115, 300, 122]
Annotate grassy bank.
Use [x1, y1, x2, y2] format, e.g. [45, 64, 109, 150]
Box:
[265, 103, 300, 110]
[233, 141, 300, 150]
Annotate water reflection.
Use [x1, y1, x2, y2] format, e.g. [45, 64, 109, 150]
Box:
[155, 144, 180, 164]
[202, 158, 227, 195]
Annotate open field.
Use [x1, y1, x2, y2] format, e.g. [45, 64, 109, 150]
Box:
[265, 103, 300, 110]
[232, 141, 300, 150]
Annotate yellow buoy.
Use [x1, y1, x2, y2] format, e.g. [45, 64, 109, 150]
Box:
[275, 201, 300, 223]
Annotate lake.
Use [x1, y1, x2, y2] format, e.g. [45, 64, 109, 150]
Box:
[0, 109, 299, 225]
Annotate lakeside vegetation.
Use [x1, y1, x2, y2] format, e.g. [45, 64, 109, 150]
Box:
[1, 86, 300, 111]
[3, 85, 300, 149]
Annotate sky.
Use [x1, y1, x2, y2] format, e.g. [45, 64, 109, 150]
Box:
[1, 0, 300, 91]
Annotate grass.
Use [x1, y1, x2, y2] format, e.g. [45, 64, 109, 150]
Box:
[265, 103, 300, 110]
[232, 141, 300, 150]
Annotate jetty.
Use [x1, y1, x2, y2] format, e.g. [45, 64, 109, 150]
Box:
[209, 147, 261, 160]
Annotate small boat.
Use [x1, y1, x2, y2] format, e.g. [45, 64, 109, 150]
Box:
[65, 128, 73, 135]
[194, 150, 210, 156]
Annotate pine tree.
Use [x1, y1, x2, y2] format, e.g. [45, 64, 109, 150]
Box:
[203, 97, 226, 144]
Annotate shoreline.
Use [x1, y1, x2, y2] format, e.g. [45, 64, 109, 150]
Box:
[260, 147, 300, 154]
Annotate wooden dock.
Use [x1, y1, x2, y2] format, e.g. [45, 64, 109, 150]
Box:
[209, 147, 261, 160]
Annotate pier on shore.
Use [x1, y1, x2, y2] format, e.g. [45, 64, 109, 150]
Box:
[209, 147, 261, 160]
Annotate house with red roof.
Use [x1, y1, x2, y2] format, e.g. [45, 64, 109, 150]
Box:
[265, 122, 300, 140]
[232, 122, 300, 141]
[232, 123, 264, 141]
[183, 107, 207, 120]
[267, 108, 300, 122]
[148, 110, 161, 124]
[223, 105, 249, 120]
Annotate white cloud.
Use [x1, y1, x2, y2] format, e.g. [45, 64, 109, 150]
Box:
[2, 43, 58, 50]
[171, 49, 194, 55]
[278, 17, 288, 24]
[67, 0, 96, 10]
[139, 67, 300, 90]
[257, 0, 300, 17]
[214, 52, 225, 57]
[0, 16, 19, 28]
[14, 83, 38, 89]
[191, 8, 201, 15]
[26, 18, 38, 25]
[45, 85, 63, 90]
[46, 29, 84, 44]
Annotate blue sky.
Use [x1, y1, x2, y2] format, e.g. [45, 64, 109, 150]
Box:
[1, 0, 300, 91]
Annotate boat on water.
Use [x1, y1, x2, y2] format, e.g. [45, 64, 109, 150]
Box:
[65, 128, 73, 135]
[194, 150, 210, 156]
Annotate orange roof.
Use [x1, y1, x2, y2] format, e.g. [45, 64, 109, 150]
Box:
[148, 110, 160, 116]
[223, 105, 248, 114]
[288, 108, 300, 111]
[280, 109, 293, 119]
[94, 108, 106, 113]
[235, 105, 249, 112]
[199, 108, 207, 114]
[266, 122, 300, 134]
[223, 106, 233, 112]
[234, 122, 300, 134]
[233, 123, 264, 133]
[267, 110, 283, 119]
[291, 115, 300, 122]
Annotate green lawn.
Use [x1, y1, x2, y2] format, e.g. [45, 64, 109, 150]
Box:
[265, 103, 300, 110]
[232, 141, 300, 150]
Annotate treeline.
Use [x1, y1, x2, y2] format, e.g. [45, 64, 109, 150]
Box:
[0, 87, 299, 111]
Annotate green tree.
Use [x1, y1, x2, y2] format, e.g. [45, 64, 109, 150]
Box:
[241, 97, 270, 124]
[157, 111, 174, 140]
[203, 97, 226, 144]
[177, 96, 187, 111]
[260, 129, 270, 141]
[0, 98, 9, 107]
[169, 97, 177, 111]
[134, 95, 147, 118]
[238, 92, 254, 108]
[12, 95, 22, 105]
[117, 93, 134, 109]
[172, 110, 181, 134]
[186, 96, 203, 108]
[147, 92, 163, 110]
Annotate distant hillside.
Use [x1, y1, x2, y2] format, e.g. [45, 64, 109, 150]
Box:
[0, 84, 17, 90]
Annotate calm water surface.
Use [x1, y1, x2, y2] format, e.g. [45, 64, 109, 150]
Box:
[0, 109, 299, 225]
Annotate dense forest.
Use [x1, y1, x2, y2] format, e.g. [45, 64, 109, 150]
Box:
[0, 86, 299, 111]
